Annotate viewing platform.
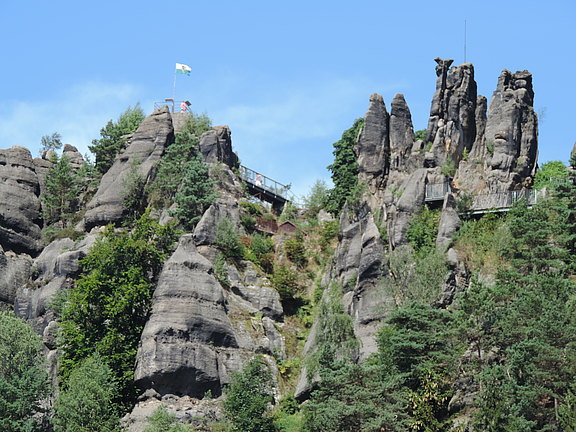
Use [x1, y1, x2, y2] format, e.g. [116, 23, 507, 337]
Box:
[425, 182, 541, 214]
[238, 165, 292, 213]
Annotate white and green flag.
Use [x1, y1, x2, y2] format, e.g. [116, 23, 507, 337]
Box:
[175, 63, 191, 75]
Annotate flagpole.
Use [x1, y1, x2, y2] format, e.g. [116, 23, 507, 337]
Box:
[172, 67, 177, 104]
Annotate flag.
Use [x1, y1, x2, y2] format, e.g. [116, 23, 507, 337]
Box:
[175, 63, 191, 76]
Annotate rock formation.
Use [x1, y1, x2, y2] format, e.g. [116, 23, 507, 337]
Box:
[0, 146, 42, 255]
[84, 106, 175, 230]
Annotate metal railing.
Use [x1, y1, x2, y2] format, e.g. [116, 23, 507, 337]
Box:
[425, 182, 452, 201]
[424, 182, 541, 212]
[238, 165, 291, 200]
[154, 100, 191, 114]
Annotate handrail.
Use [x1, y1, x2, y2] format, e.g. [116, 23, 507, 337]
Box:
[154, 101, 191, 114]
[238, 165, 291, 200]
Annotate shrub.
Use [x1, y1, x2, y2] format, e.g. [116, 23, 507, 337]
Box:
[0, 313, 49, 432]
[406, 207, 440, 255]
[216, 219, 245, 261]
[144, 405, 192, 432]
[284, 234, 307, 267]
[224, 357, 277, 432]
[533, 160, 569, 190]
[53, 356, 119, 432]
[440, 158, 456, 177]
[271, 265, 300, 302]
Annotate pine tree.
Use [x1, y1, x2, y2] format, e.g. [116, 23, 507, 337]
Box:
[42, 154, 79, 227]
[89, 104, 145, 174]
[325, 118, 363, 215]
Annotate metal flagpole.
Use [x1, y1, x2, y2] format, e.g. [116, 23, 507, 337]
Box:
[172, 66, 177, 102]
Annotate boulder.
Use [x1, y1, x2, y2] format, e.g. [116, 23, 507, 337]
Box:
[84, 106, 174, 229]
[0, 146, 42, 255]
[134, 235, 239, 397]
[199, 126, 239, 169]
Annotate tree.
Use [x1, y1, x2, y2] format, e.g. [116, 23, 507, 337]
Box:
[303, 179, 329, 219]
[42, 154, 79, 227]
[52, 356, 119, 432]
[0, 313, 49, 432]
[144, 406, 192, 432]
[326, 118, 364, 215]
[223, 357, 277, 432]
[171, 154, 217, 230]
[57, 212, 178, 406]
[89, 104, 145, 174]
[40, 132, 63, 153]
[533, 160, 569, 189]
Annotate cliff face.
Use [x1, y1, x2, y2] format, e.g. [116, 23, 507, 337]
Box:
[0, 59, 541, 430]
[296, 59, 539, 399]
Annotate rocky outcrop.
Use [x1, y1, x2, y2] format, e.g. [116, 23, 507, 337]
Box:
[483, 70, 538, 190]
[0, 246, 32, 305]
[425, 59, 477, 168]
[0, 146, 42, 255]
[84, 106, 174, 230]
[355, 94, 389, 194]
[436, 193, 461, 250]
[134, 235, 239, 398]
[62, 144, 85, 169]
[389, 94, 417, 172]
[199, 126, 239, 169]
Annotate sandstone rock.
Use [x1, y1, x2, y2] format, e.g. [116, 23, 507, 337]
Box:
[389, 94, 416, 171]
[483, 70, 538, 189]
[426, 59, 477, 167]
[84, 106, 174, 229]
[0, 146, 42, 255]
[317, 209, 334, 224]
[0, 247, 32, 305]
[193, 200, 241, 246]
[62, 144, 85, 169]
[134, 235, 239, 397]
[436, 193, 461, 250]
[355, 93, 389, 193]
[199, 126, 239, 169]
[389, 168, 427, 248]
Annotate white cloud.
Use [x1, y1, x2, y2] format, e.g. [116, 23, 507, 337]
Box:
[0, 81, 144, 157]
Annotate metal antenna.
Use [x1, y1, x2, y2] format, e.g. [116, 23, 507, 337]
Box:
[464, 19, 467, 63]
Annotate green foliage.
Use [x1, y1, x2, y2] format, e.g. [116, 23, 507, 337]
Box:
[171, 154, 217, 230]
[284, 234, 306, 267]
[318, 220, 339, 249]
[271, 265, 300, 302]
[414, 129, 427, 141]
[58, 212, 178, 406]
[303, 179, 329, 219]
[383, 245, 447, 307]
[224, 357, 277, 432]
[89, 104, 145, 174]
[559, 385, 576, 432]
[570, 143, 576, 169]
[249, 233, 275, 271]
[486, 139, 495, 155]
[42, 154, 79, 227]
[215, 219, 245, 261]
[279, 201, 298, 222]
[52, 356, 119, 432]
[325, 118, 364, 215]
[533, 160, 569, 190]
[40, 131, 62, 152]
[240, 201, 265, 216]
[0, 313, 49, 432]
[406, 207, 440, 255]
[122, 160, 147, 221]
[144, 405, 192, 432]
[214, 253, 229, 288]
[440, 158, 456, 177]
[149, 113, 212, 205]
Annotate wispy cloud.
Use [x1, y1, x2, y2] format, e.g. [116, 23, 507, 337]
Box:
[0, 81, 144, 157]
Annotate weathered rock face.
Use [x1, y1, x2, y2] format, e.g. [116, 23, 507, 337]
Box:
[0, 146, 42, 255]
[389, 94, 417, 172]
[483, 70, 538, 189]
[62, 144, 85, 169]
[199, 126, 239, 169]
[0, 246, 32, 305]
[84, 106, 174, 230]
[426, 59, 477, 167]
[355, 93, 389, 194]
[134, 235, 239, 397]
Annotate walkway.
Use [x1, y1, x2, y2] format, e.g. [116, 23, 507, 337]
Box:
[238, 165, 291, 212]
[425, 182, 541, 214]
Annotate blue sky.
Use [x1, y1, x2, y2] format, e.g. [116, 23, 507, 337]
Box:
[0, 1, 574, 198]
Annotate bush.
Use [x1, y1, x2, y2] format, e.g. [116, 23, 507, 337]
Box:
[284, 234, 307, 267]
[440, 158, 456, 177]
[406, 207, 440, 255]
[224, 357, 277, 432]
[0, 313, 49, 432]
[319, 220, 339, 249]
[216, 219, 245, 261]
[271, 265, 300, 302]
[144, 405, 192, 432]
[533, 160, 569, 190]
[53, 356, 119, 432]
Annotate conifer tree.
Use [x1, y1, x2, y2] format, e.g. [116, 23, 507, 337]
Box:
[42, 154, 79, 227]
